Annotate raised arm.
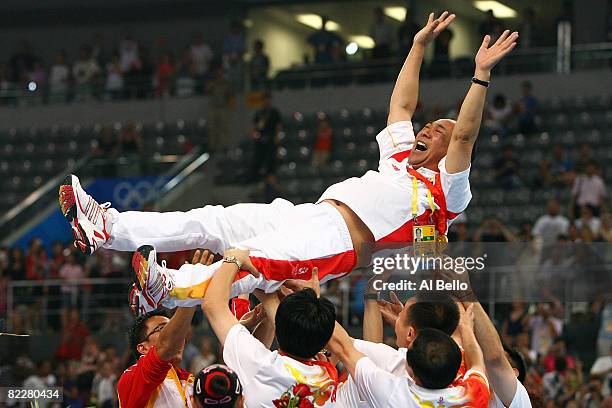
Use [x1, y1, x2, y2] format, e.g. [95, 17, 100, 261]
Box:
[471, 301, 518, 406]
[388, 11, 455, 125]
[445, 31, 518, 173]
[202, 249, 259, 345]
[457, 303, 486, 374]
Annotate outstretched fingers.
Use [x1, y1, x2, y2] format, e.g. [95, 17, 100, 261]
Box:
[480, 35, 491, 50]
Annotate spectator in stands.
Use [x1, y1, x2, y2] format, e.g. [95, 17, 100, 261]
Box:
[543, 357, 568, 400]
[9, 40, 35, 83]
[370, 6, 393, 59]
[479, 9, 504, 42]
[93, 126, 119, 177]
[118, 122, 143, 156]
[494, 146, 522, 189]
[23, 360, 56, 407]
[544, 337, 577, 373]
[91, 33, 109, 67]
[590, 345, 612, 397]
[311, 117, 333, 167]
[307, 16, 343, 64]
[575, 205, 602, 237]
[48, 51, 70, 103]
[72, 44, 100, 101]
[9, 247, 25, 280]
[154, 52, 175, 97]
[207, 66, 234, 152]
[474, 216, 517, 242]
[571, 163, 607, 218]
[49, 240, 65, 278]
[190, 32, 213, 90]
[27, 59, 47, 91]
[397, 9, 420, 57]
[189, 336, 217, 374]
[92, 361, 117, 408]
[533, 199, 570, 248]
[249, 39, 270, 90]
[576, 143, 598, 173]
[518, 8, 538, 49]
[105, 52, 124, 100]
[541, 145, 574, 187]
[119, 34, 140, 74]
[223, 21, 246, 92]
[56, 308, 90, 360]
[485, 93, 513, 135]
[527, 303, 564, 356]
[59, 251, 84, 309]
[26, 237, 47, 281]
[250, 91, 282, 182]
[502, 301, 529, 340]
[516, 80, 539, 135]
[432, 28, 453, 77]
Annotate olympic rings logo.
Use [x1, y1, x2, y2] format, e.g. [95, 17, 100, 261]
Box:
[112, 179, 167, 210]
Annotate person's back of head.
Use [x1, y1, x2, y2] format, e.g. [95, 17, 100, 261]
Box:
[194, 364, 242, 408]
[275, 288, 336, 359]
[407, 292, 460, 335]
[406, 328, 462, 389]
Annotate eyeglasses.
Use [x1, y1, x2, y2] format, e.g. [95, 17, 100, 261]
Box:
[143, 323, 167, 342]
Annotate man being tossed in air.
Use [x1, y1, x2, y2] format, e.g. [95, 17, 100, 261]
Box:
[58, 13, 517, 312]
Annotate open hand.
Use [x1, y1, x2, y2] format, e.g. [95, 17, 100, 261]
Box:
[190, 249, 215, 266]
[224, 248, 260, 277]
[284, 266, 321, 297]
[475, 30, 519, 73]
[377, 291, 404, 327]
[414, 11, 456, 46]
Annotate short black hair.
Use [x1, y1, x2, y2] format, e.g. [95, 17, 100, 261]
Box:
[128, 309, 169, 357]
[406, 292, 460, 335]
[405, 328, 462, 389]
[275, 288, 336, 359]
[503, 345, 527, 383]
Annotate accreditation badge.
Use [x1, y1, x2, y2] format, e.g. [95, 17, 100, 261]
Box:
[413, 224, 436, 257]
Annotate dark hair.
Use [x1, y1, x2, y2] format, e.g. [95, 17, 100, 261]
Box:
[554, 356, 567, 372]
[406, 292, 460, 335]
[275, 288, 336, 359]
[406, 328, 462, 389]
[503, 344, 527, 383]
[194, 364, 241, 408]
[128, 309, 168, 357]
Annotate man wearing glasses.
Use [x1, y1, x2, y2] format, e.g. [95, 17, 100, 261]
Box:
[117, 250, 214, 408]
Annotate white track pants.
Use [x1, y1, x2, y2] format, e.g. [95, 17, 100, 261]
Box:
[104, 198, 297, 254]
[161, 202, 357, 307]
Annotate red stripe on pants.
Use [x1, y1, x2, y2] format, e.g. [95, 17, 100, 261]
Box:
[249, 250, 357, 282]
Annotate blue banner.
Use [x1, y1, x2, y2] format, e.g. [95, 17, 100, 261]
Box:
[14, 176, 170, 253]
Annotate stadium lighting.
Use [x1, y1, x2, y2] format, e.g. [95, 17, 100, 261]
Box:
[473, 1, 517, 18]
[384, 7, 407, 22]
[28, 81, 37, 92]
[349, 35, 375, 49]
[296, 14, 340, 31]
[346, 42, 359, 55]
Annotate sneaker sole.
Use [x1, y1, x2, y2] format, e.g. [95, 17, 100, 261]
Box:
[59, 175, 92, 254]
[132, 245, 154, 293]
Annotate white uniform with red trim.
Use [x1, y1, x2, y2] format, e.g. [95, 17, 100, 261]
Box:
[103, 121, 472, 305]
[317, 120, 471, 243]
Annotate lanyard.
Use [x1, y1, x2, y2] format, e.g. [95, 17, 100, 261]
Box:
[411, 176, 436, 219]
[407, 167, 449, 236]
[167, 367, 189, 408]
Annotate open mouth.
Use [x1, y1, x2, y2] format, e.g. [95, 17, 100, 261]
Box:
[415, 141, 428, 152]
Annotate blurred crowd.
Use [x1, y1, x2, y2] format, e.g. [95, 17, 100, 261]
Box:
[0, 20, 269, 105]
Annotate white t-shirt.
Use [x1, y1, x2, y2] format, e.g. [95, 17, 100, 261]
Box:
[490, 380, 532, 408]
[318, 121, 471, 241]
[572, 174, 607, 207]
[353, 357, 489, 408]
[49, 64, 70, 90]
[191, 43, 214, 74]
[532, 214, 569, 242]
[337, 340, 471, 408]
[590, 355, 612, 396]
[575, 217, 602, 235]
[223, 324, 337, 408]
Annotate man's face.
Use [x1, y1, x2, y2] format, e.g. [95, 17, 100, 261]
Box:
[137, 316, 170, 356]
[395, 298, 417, 348]
[409, 119, 455, 171]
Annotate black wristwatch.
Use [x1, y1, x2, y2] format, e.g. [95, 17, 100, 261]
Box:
[471, 77, 490, 87]
[364, 292, 380, 301]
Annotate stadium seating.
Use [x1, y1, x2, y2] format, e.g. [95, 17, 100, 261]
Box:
[215, 95, 612, 226]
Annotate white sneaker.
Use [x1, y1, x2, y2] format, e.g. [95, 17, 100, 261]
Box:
[128, 283, 149, 316]
[132, 245, 174, 310]
[58, 174, 111, 254]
